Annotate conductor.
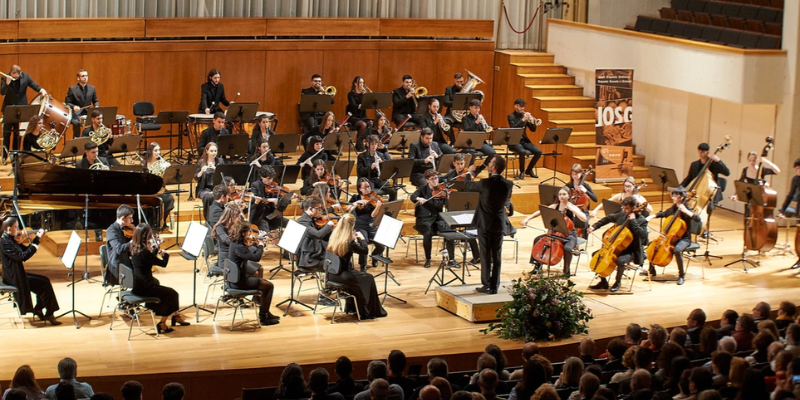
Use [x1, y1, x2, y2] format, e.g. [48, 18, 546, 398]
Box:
[473, 155, 513, 295]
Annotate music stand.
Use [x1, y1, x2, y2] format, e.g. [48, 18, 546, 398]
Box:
[724, 181, 764, 272]
[539, 184, 561, 206]
[602, 199, 622, 217]
[437, 154, 473, 175]
[163, 165, 196, 249]
[430, 210, 477, 292]
[360, 92, 392, 118]
[453, 132, 486, 153]
[269, 133, 300, 160]
[178, 222, 214, 322]
[374, 199, 404, 227]
[217, 134, 249, 161]
[2, 105, 39, 160]
[273, 165, 302, 186]
[154, 111, 189, 162]
[324, 159, 355, 193]
[275, 220, 312, 316]
[539, 128, 573, 186]
[379, 159, 415, 198]
[56, 230, 91, 327]
[226, 102, 259, 135]
[649, 166, 680, 219]
[493, 128, 524, 179]
[536, 205, 572, 277]
[87, 106, 118, 128]
[299, 94, 332, 117]
[213, 164, 254, 186]
[448, 192, 480, 212]
[108, 135, 142, 164]
[387, 130, 420, 158]
[58, 137, 91, 164]
[451, 93, 483, 115]
[371, 214, 407, 304]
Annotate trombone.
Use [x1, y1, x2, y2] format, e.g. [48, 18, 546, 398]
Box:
[318, 81, 336, 96]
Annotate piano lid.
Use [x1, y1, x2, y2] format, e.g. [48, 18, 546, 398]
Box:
[17, 162, 164, 196]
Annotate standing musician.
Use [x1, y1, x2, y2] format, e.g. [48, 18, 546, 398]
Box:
[357, 113, 392, 155]
[21, 115, 44, 152]
[473, 156, 513, 295]
[297, 196, 335, 271]
[391, 75, 423, 127]
[420, 99, 456, 155]
[739, 151, 780, 184]
[199, 68, 229, 115]
[347, 178, 385, 271]
[65, 69, 99, 139]
[679, 142, 730, 215]
[507, 98, 543, 179]
[0, 217, 60, 325]
[646, 187, 701, 285]
[326, 213, 388, 319]
[300, 74, 335, 134]
[356, 135, 397, 202]
[227, 219, 280, 326]
[197, 112, 229, 156]
[346, 76, 371, 137]
[1, 65, 47, 161]
[249, 140, 281, 169]
[460, 99, 497, 158]
[129, 223, 189, 334]
[76, 141, 109, 170]
[143, 142, 175, 233]
[297, 136, 330, 182]
[248, 114, 275, 159]
[81, 109, 119, 166]
[442, 72, 465, 124]
[778, 158, 800, 269]
[586, 197, 648, 292]
[590, 176, 652, 219]
[303, 111, 338, 149]
[410, 169, 456, 269]
[520, 186, 586, 277]
[249, 166, 295, 232]
[106, 205, 134, 286]
[409, 128, 443, 187]
[206, 184, 230, 228]
[194, 142, 225, 200]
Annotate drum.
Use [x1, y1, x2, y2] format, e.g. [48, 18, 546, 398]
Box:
[111, 115, 127, 136]
[228, 111, 276, 135]
[31, 94, 72, 135]
[188, 113, 214, 138]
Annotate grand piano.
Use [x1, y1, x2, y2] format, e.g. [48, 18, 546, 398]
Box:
[10, 161, 166, 231]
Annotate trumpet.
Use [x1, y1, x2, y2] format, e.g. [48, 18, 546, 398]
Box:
[524, 112, 542, 126]
[409, 79, 427, 109]
[435, 113, 450, 131]
[0, 71, 15, 82]
[478, 114, 493, 133]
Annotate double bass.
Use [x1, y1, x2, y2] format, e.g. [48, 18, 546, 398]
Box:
[744, 137, 778, 252]
[590, 202, 648, 278]
[686, 136, 732, 224]
[646, 191, 697, 267]
[530, 209, 575, 266]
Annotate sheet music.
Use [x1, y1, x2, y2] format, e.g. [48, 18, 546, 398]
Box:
[278, 220, 307, 254]
[452, 214, 474, 225]
[182, 222, 209, 258]
[374, 216, 403, 249]
[61, 231, 82, 269]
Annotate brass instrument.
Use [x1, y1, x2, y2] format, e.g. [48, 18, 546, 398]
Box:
[410, 79, 428, 98]
[524, 112, 543, 126]
[89, 160, 107, 170]
[478, 113, 493, 133]
[90, 124, 111, 145]
[319, 81, 336, 96]
[148, 155, 171, 177]
[435, 113, 450, 131]
[36, 128, 61, 152]
[452, 70, 486, 123]
[0, 71, 15, 81]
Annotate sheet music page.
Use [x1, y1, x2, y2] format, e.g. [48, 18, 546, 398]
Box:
[182, 222, 209, 258]
[61, 231, 82, 269]
[278, 220, 307, 254]
[452, 214, 474, 225]
[374, 216, 403, 249]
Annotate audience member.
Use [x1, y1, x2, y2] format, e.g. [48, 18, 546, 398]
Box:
[752, 302, 771, 325]
[429, 378, 452, 400]
[45, 358, 94, 400]
[718, 336, 737, 354]
[772, 390, 796, 400]
[747, 331, 777, 364]
[468, 354, 497, 385]
[733, 368, 768, 400]
[787, 324, 800, 358]
[161, 383, 184, 400]
[717, 310, 739, 338]
[574, 373, 599, 400]
[275, 363, 312, 400]
[579, 338, 596, 366]
[386, 350, 415, 398]
[696, 390, 721, 400]
[4, 365, 44, 400]
[626, 323, 643, 346]
[766, 350, 793, 392]
[697, 327, 718, 359]
[531, 384, 558, 400]
[670, 328, 689, 354]
[509, 359, 548, 400]
[585, 364, 602, 381]
[777, 301, 797, 330]
[733, 314, 756, 352]
[592, 387, 615, 400]
[675, 369, 692, 399]
[758, 319, 780, 344]
[509, 342, 540, 380]
[602, 339, 627, 372]
[643, 324, 668, 354]
[610, 346, 637, 384]
[688, 367, 713, 399]
[309, 368, 345, 400]
[629, 369, 652, 395]
[663, 356, 691, 396]
[723, 357, 747, 399]
[419, 386, 441, 400]
[54, 383, 75, 400]
[554, 357, 583, 389]
[328, 356, 364, 396]
[654, 343, 685, 382]
[484, 345, 510, 380]
[475, 369, 498, 400]
[119, 381, 142, 400]
[5, 389, 28, 400]
[709, 351, 732, 388]
[451, 391, 472, 400]
[686, 309, 707, 346]
[89, 393, 114, 400]
[356, 361, 403, 400]
[370, 379, 390, 400]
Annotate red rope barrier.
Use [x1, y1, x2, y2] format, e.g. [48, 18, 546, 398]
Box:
[502, 2, 541, 34]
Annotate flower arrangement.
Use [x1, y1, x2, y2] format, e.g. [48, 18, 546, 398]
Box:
[482, 273, 593, 341]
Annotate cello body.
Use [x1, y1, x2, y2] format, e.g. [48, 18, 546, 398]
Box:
[590, 224, 634, 278]
[531, 216, 574, 266]
[646, 217, 687, 267]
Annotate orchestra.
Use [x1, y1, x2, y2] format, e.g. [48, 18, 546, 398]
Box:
[4, 60, 800, 335]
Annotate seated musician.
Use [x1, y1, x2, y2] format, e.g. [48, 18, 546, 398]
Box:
[507, 98, 543, 179]
[22, 115, 44, 152]
[567, 163, 598, 213]
[460, 99, 497, 157]
[227, 219, 280, 326]
[679, 142, 730, 216]
[76, 141, 109, 170]
[586, 197, 649, 292]
[420, 99, 455, 155]
[391, 75, 423, 127]
[65, 69, 99, 139]
[356, 135, 397, 202]
[296, 136, 329, 182]
[646, 187, 701, 285]
[504, 199, 516, 238]
[106, 205, 134, 286]
[0, 217, 60, 325]
[443, 154, 478, 189]
[300, 74, 335, 134]
[206, 184, 229, 228]
[199, 68, 229, 115]
[143, 142, 174, 233]
[248, 114, 274, 159]
[197, 112, 229, 155]
[347, 76, 370, 137]
[778, 158, 800, 269]
[297, 195, 336, 271]
[302, 159, 331, 197]
[409, 128, 443, 187]
[590, 176, 652, 219]
[739, 151, 780, 185]
[520, 186, 586, 276]
[81, 109, 120, 166]
[347, 178, 386, 271]
[212, 202, 265, 278]
[410, 169, 456, 269]
[249, 166, 294, 232]
[357, 114, 392, 156]
[442, 72, 465, 125]
[194, 142, 225, 200]
[129, 222, 189, 334]
[303, 111, 338, 148]
[249, 140, 281, 169]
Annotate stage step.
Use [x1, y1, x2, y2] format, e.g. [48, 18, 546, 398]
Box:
[521, 74, 576, 86]
[542, 108, 595, 121]
[497, 50, 555, 64]
[569, 131, 596, 144]
[436, 282, 513, 322]
[526, 85, 584, 97]
[550, 119, 596, 132]
[535, 96, 595, 108]
[511, 63, 567, 74]
[566, 143, 597, 157]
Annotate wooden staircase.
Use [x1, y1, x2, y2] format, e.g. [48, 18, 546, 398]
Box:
[493, 50, 661, 203]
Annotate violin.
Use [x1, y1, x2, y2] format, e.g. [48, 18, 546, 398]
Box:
[266, 182, 292, 195]
[320, 171, 342, 187]
[569, 166, 594, 210]
[646, 192, 697, 267]
[359, 191, 381, 208]
[589, 202, 649, 278]
[744, 137, 778, 252]
[149, 232, 164, 252]
[530, 208, 575, 267]
[244, 224, 270, 247]
[122, 225, 134, 239]
[14, 229, 39, 244]
[313, 214, 340, 229]
[431, 183, 450, 199]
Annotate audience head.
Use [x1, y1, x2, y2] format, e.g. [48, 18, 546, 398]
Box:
[579, 372, 600, 398]
[55, 382, 77, 400]
[689, 367, 713, 394]
[677, 369, 692, 396]
[630, 369, 652, 392]
[387, 350, 406, 376]
[369, 379, 390, 400]
[607, 338, 627, 361]
[736, 368, 768, 400]
[516, 358, 548, 397]
[476, 353, 497, 372]
[161, 382, 184, 400]
[419, 385, 442, 400]
[626, 323, 643, 344]
[752, 331, 777, 355]
[779, 301, 797, 319]
[753, 302, 771, 320]
[722, 309, 739, 327]
[688, 308, 706, 329]
[561, 357, 584, 387]
[90, 394, 115, 400]
[427, 358, 448, 379]
[621, 346, 637, 371]
[634, 347, 654, 370]
[279, 363, 306, 394]
[593, 387, 616, 400]
[451, 391, 473, 400]
[774, 350, 793, 374]
[368, 360, 389, 381]
[758, 319, 780, 341]
[648, 324, 668, 350]
[531, 355, 554, 379]
[699, 327, 718, 355]
[335, 356, 354, 378]
[531, 384, 559, 400]
[788, 324, 800, 345]
[737, 314, 756, 332]
[579, 337, 595, 357]
[710, 351, 733, 377]
[718, 336, 737, 353]
[5, 389, 27, 400]
[698, 391, 723, 400]
[669, 327, 688, 348]
[523, 341, 541, 361]
[656, 342, 686, 372]
[57, 358, 78, 380]
[585, 364, 602, 380]
[308, 368, 330, 395]
[429, 377, 452, 400]
[120, 381, 143, 400]
[728, 357, 748, 388]
[470, 394, 485, 400]
[478, 368, 498, 392]
[11, 364, 41, 392]
[484, 344, 507, 373]
[667, 356, 691, 388]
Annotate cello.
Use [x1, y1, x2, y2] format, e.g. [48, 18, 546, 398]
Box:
[530, 210, 575, 267]
[686, 136, 732, 224]
[570, 166, 594, 210]
[646, 191, 697, 267]
[590, 202, 648, 278]
[744, 137, 779, 252]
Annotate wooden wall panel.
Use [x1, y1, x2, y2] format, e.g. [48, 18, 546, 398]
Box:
[0, 20, 18, 40]
[264, 51, 323, 134]
[380, 19, 494, 38]
[143, 52, 206, 114]
[81, 52, 145, 122]
[19, 19, 145, 39]
[321, 50, 380, 121]
[433, 51, 496, 124]
[205, 51, 267, 113]
[267, 18, 380, 37]
[18, 54, 83, 106]
[146, 18, 266, 38]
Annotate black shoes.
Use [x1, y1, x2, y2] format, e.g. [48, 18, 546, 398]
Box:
[515, 174, 524, 180]
[33, 310, 62, 326]
[792, 260, 800, 269]
[677, 276, 685, 285]
[470, 258, 480, 265]
[171, 315, 191, 326]
[259, 313, 280, 326]
[526, 170, 539, 179]
[610, 282, 621, 292]
[475, 286, 491, 294]
[318, 297, 336, 307]
[424, 259, 431, 269]
[589, 280, 609, 290]
[157, 322, 174, 334]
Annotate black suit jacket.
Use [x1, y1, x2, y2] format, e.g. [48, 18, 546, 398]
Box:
[0, 233, 40, 313]
[474, 174, 513, 233]
[680, 158, 730, 204]
[207, 201, 225, 228]
[198, 82, 229, 113]
[461, 113, 486, 133]
[197, 127, 229, 155]
[65, 84, 99, 117]
[507, 111, 536, 143]
[76, 155, 108, 169]
[1, 73, 42, 112]
[297, 213, 332, 268]
[443, 84, 461, 115]
[408, 141, 442, 174]
[392, 87, 415, 120]
[346, 91, 367, 119]
[228, 242, 263, 288]
[420, 112, 453, 145]
[410, 184, 446, 227]
[105, 222, 131, 286]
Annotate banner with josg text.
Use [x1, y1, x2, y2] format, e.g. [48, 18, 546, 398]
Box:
[595, 69, 634, 180]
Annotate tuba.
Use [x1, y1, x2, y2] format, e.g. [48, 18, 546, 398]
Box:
[148, 155, 171, 177]
[90, 124, 111, 145]
[452, 70, 486, 123]
[36, 129, 60, 152]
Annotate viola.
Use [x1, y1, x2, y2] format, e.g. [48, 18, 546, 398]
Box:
[530, 208, 575, 266]
[589, 202, 649, 278]
[313, 214, 340, 229]
[266, 182, 291, 196]
[14, 229, 38, 244]
[570, 166, 594, 210]
[360, 191, 381, 208]
[744, 136, 778, 252]
[431, 183, 450, 199]
[646, 191, 697, 267]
